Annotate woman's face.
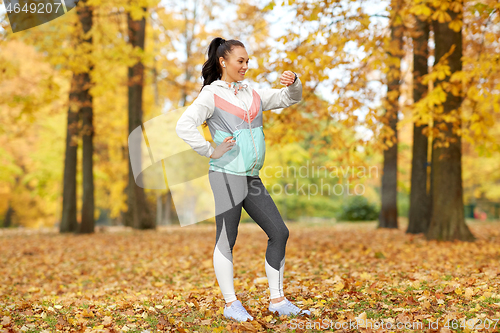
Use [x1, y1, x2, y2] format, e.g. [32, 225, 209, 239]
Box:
[220, 46, 249, 82]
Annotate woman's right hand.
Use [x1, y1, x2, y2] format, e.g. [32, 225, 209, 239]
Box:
[210, 136, 236, 159]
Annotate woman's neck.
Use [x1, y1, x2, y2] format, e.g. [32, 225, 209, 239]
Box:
[220, 76, 239, 84]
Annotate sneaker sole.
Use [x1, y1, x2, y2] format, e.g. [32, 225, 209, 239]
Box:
[269, 309, 310, 317]
[224, 315, 253, 322]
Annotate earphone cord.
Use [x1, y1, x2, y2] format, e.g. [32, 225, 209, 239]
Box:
[220, 64, 248, 131]
[235, 99, 250, 131]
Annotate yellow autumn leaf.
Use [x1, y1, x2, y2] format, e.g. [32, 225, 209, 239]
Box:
[449, 84, 461, 96]
[355, 312, 369, 328]
[449, 1, 462, 12]
[432, 10, 451, 23]
[300, 299, 313, 306]
[254, 277, 268, 285]
[387, 90, 399, 102]
[464, 288, 474, 299]
[437, 67, 451, 80]
[411, 4, 432, 17]
[333, 281, 344, 291]
[450, 71, 466, 84]
[449, 19, 462, 32]
[81, 309, 94, 318]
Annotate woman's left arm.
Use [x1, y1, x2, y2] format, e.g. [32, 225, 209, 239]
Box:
[255, 71, 302, 111]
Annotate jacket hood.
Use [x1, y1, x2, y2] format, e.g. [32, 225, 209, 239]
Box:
[211, 79, 248, 88]
[210, 79, 249, 95]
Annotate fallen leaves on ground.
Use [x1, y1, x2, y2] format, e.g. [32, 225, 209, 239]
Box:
[0, 220, 500, 332]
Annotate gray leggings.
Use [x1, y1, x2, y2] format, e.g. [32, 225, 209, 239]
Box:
[208, 169, 289, 303]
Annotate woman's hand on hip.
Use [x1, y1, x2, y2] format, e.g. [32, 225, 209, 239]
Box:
[210, 136, 236, 159]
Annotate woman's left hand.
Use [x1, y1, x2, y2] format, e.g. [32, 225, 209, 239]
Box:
[280, 71, 296, 87]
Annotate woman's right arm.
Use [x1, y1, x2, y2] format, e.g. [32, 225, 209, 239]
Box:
[175, 87, 215, 158]
[254, 74, 302, 111]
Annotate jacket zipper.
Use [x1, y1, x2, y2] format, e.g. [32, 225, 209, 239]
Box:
[240, 97, 258, 175]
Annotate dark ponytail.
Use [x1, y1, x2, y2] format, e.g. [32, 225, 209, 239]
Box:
[200, 37, 245, 92]
[200, 37, 245, 129]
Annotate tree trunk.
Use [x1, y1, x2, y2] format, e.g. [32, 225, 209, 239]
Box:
[378, 0, 403, 229]
[2, 204, 14, 228]
[124, 6, 155, 230]
[425, 2, 474, 241]
[162, 190, 179, 226]
[163, 192, 171, 225]
[76, 0, 95, 234]
[152, 30, 164, 228]
[407, 15, 431, 234]
[60, 74, 80, 233]
[379, 110, 399, 229]
[156, 193, 162, 226]
[79, 69, 95, 234]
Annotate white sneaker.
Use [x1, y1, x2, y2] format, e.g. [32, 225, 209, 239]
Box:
[223, 300, 254, 322]
[269, 298, 311, 316]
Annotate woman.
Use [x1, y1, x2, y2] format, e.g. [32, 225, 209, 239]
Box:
[175, 37, 311, 322]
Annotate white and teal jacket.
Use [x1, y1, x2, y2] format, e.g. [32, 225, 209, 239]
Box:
[175, 76, 302, 177]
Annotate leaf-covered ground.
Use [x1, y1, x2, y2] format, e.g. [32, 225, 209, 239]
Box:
[1, 219, 500, 333]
